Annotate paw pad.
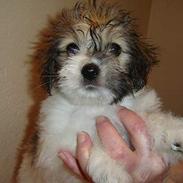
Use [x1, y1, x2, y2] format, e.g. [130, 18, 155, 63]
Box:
[171, 142, 183, 153]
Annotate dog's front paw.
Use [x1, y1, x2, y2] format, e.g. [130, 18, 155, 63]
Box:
[161, 127, 183, 165]
[87, 147, 132, 183]
[169, 129, 183, 155]
[171, 142, 183, 153]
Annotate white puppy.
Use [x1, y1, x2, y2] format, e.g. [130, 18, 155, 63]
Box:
[16, 1, 183, 183]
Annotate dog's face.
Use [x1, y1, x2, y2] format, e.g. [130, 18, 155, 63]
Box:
[35, 1, 157, 104]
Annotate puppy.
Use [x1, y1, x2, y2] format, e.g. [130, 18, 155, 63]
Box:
[16, 1, 183, 182]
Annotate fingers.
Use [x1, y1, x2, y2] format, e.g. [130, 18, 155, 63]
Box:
[59, 132, 93, 180]
[118, 108, 152, 156]
[59, 150, 82, 176]
[96, 116, 135, 164]
[76, 132, 93, 173]
[58, 111, 167, 183]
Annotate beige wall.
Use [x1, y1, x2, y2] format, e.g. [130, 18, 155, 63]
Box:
[113, 0, 152, 35]
[0, 1, 76, 182]
[148, 1, 183, 181]
[148, 0, 183, 116]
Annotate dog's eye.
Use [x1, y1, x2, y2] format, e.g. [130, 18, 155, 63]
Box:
[108, 43, 122, 56]
[66, 43, 79, 56]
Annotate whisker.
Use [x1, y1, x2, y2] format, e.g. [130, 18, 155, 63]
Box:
[32, 81, 50, 90]
[41, 75, 58, 78]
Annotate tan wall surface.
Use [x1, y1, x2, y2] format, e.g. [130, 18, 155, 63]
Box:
[148, 1, 183, 181]
[116, 0, 152, 35]
[0, 1, 151, 182]
[0, 1, 76, 182]
[148, 0, 183, 116]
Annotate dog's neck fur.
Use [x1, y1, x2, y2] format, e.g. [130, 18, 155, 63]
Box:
[50, 87, 161, 115]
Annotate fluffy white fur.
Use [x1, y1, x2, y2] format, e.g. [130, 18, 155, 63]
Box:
[17, 87, 183, 183]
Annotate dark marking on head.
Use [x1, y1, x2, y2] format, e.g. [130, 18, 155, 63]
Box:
[76, 28, 85, 37]
[106, 72, 133, 104]
[88, 0, 97, 8]
[89, 27, 102, 52]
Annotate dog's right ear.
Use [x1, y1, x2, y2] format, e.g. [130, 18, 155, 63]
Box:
[33, 24, 61, 95]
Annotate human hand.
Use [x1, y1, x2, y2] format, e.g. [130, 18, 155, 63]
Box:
[59, 107, 168, 183]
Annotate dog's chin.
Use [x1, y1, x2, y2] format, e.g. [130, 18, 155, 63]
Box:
[60, 84, 115, 106]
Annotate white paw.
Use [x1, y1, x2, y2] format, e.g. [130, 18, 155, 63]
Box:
[171, 142, 183, 153]
[162, 128, 183, 164]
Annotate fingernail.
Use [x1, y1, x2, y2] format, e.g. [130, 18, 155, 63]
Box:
[117, 107, 129, 116]
[96, 116, 108, 124]
[59, 151, 68, 161]
[77, 132, 87, 144]
[96, 116, 110, 130]
[117, 106, 126, 112]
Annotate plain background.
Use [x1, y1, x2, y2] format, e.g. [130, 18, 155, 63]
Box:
[0, 0, 182, 182]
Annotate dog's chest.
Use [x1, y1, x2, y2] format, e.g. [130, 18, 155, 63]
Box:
[39, 96, 129, 153]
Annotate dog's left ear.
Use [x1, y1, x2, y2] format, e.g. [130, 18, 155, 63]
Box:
[127, 32, 158, 91]
[117, 11, 158, 91]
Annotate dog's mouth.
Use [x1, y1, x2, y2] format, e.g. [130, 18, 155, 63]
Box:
[84, 84, 98, 90]
[83, 80, 99, 90]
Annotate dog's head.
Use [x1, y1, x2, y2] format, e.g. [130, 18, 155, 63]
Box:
[34, 0, 157, 105]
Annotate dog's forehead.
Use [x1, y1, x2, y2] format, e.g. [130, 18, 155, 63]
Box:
[56, 2, 130, 51]
[71, 22, 125, 43]
[58, 21, 128, 54]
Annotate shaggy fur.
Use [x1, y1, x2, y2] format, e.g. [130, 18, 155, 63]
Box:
[16, 1, 183, 183]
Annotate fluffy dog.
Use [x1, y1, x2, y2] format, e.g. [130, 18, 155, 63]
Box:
[16, 1, 183, 182]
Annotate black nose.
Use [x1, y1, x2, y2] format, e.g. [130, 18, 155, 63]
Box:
[81, 63, 100, 81]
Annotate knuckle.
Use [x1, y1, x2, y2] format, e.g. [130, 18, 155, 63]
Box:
[151, 155, 167, 174]
[110, 148, 126, 159]
[131, 119, 146, 133]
